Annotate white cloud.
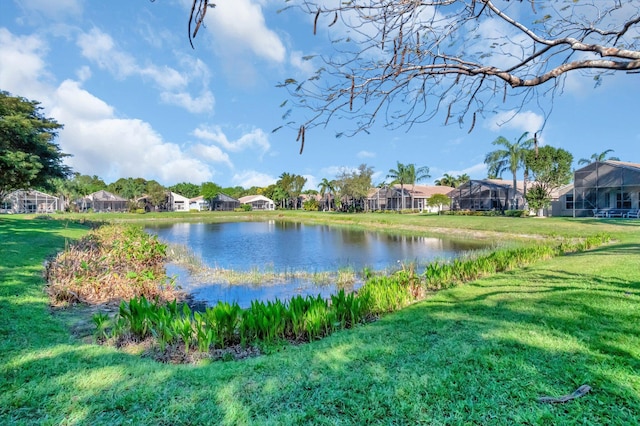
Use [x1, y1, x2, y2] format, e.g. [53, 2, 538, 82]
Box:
[160, 91, 215, 114]
[289, 50, 316, 75]
[206, 0, 286, 63]
[190, 143, 233, 168]
[50, 80, 215, 185]
[15, 0, 82, 20]
[193, 126, 270, 155]
[76, 27, 214, 113]
[231, 170, 277, 188]
[0, 29, 52, 100]
[54, 79, 114, 119]
[303, 174, 317, 191]
[357, 150, 376, 159]
[75, 65, 91, 83]
[488, 110, 544, 135]
[449, 163, 487, 179]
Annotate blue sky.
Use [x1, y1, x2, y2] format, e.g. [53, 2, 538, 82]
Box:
[1, 0, 638, 190]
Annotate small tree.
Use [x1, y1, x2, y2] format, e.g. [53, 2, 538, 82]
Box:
[524, 184, 551, 213]
[427, 194, 451, 215]
[201, 181, 223, 210]
[146, 181, 167, 210]
[525, 145, 573, 216]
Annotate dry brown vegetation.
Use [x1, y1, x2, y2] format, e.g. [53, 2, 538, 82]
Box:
[45, 224, 184, 305]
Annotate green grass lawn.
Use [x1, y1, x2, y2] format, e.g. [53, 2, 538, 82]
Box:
[1, 213, 639, 425]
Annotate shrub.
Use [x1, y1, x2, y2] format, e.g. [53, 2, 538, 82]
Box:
[303, 199, 320, 211]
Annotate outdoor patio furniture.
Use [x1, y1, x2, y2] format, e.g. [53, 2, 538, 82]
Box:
[624, 209, 640, 219]
[608, 210, 625, 218]
[593, 209, 609, 218]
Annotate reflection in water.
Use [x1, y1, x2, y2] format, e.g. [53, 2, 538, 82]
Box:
[148, 221, 491, 307]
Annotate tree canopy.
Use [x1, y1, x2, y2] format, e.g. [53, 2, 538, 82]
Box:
[0, 91, 71, 199]
[273, 1, 640, 141]
[525, 145, 573, 211]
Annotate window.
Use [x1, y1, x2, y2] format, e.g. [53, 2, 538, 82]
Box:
[565, 193, 574, 210]
[616, 192, 631, 209]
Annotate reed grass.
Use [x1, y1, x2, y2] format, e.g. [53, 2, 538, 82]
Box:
[166, 242, 359, 287]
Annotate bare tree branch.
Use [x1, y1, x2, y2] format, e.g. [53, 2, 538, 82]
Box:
[278, 0, 640, 138]
[187, 0, 215, 49]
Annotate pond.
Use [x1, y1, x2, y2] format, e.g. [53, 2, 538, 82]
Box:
[146, 221, 492, 308]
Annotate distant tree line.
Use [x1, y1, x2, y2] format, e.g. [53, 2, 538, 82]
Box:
[4, 90, 621, 215]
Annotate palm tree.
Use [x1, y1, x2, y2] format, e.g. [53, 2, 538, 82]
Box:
[387, 162, 410, 210]
[317, 178, 335, 211]
[457, 174, 470, 186]
[435, 173, 456, 187]
[578, 149, 620, 165]
[484, 132, 534, 209]
[406, 164, 430, 210]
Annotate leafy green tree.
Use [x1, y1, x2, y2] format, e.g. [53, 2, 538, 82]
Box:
[108, 177, 146, 200]
[0, 91, 71, 199]
[72, 174, 106, 195]
[145, 180, 167, 209]
[525, 145, 573, 214]
[303, 197, 320, 211]
[578, 149, 620, 165]
[168, 182, 201, 198]
[336, 164, 373, 211]
[201, 182, 223, 210]
[272, 186, 288, 209]
[276, 172, 307, 209]
[277, 172, 294, 209]
[290, 175, 307, 210]
[427, 194, 451, 215]
[222, 186, 246, 199]
[484, 132, 534, 208]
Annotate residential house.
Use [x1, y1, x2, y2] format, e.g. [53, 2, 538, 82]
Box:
[1, 190, 60, 214]
[210, 193, 240, 211]
[366, 186, 406, 211]
[559, 160, 640, 217]
[367, 184, 455, 212]
[239, 195, 275, 210]
[404, 184, 455, 212]
[550, 184, 574, 217]
[448, 179, 526, 211]
[189, 196, 209, 211]
[78, 190, 128, 212]
[167, 192, 190, 212]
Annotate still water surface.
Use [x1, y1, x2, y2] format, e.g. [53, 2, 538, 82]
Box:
[146, 221, 490, 307]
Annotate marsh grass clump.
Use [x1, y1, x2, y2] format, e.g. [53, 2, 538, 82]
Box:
[102, 289, 379, 362]
[46, 224, 183, 305]
[167, 243, 359, 288]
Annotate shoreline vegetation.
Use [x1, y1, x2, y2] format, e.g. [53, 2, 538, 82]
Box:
[48, 219, 610, 364]
[1, 212, 639, 424]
